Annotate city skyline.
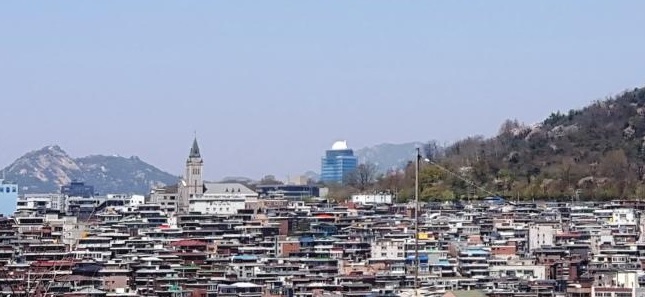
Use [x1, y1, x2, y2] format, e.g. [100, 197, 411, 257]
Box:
[2, 1, 645, 179]
[1, 138, 378, 182]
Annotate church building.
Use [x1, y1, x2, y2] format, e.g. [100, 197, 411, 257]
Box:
[150, 137, 257, 214]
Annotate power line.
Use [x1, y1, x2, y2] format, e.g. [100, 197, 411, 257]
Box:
[424, 159, 498, 198]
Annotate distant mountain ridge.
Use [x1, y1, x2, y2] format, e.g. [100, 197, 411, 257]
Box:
[355, 142, 425, 173]
[2, 145, 178, 194]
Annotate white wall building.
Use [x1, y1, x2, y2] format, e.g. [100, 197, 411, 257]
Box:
[150, 186, 179, 213]
[528, 224, 557, 251]
[129, 194, 145, 206]
[370, 238, 406, 260]
[189, 196, 246, 215]
[188, 183, 258, 215]
[15, 193, 64, 213]
[591, 271, 640, 297]
[489, 265, 547, 280]
[351, 194, 393, 205]
[611, 208, 637, 225]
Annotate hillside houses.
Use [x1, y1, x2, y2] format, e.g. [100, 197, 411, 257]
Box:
[2, 198, 645, 297]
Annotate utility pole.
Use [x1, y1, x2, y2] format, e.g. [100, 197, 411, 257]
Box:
[414, 147, 420, 296]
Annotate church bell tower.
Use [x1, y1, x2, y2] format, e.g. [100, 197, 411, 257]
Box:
[185, 137, 204, 197]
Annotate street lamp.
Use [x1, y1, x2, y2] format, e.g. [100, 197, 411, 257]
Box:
[412, 150, 496, 295]
[414, 149, 432, 296]
[414, 147, 421, 295]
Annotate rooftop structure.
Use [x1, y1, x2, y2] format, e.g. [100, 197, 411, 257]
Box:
[61, 181, 96, 198]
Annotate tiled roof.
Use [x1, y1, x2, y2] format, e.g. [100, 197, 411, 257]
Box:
[203, 182, 256, 195]
[170, 239, 207, 247]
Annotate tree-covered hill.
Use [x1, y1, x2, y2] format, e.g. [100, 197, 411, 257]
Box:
[335, 87, 645, 202]
[438, 87, 645, 200]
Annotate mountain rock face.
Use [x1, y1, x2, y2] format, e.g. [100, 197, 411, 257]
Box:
[355, 142, 424, 173]
[2, 146, 178, 194]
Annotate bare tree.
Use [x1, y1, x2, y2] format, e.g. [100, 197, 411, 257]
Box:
[345, 163, 379, 192]
[258, 175, 283, 185]
[498, 119, 521, 136]
[424, 140, 444, 162]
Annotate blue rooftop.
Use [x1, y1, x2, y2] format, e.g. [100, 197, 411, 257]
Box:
[406, 255, 429, 261]
[232, 255, 258, 261]
[299, 236, 315, 243]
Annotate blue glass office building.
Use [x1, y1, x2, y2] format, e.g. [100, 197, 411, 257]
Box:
[321, 141, 358, 184]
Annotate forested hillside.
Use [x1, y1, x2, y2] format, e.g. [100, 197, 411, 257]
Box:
[439, 87, 645, 200]
[338, 87, 645, 201]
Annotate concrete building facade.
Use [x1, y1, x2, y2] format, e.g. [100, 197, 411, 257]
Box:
[351, 194, 394, 205]
[0, 179, 18, 214]
[529, 224, 557, 251]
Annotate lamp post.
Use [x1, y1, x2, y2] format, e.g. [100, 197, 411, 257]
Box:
[414, 147, 420, 296]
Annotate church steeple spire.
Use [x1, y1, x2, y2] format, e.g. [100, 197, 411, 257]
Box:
[181, 136, 204, 213]
[189, 137, 201, 159]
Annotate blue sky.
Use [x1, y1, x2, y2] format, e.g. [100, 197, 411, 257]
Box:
[1, 1, 644, 180]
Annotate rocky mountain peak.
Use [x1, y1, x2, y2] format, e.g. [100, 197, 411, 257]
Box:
[2, 146, 178, 195]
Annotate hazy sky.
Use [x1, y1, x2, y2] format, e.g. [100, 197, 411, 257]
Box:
[1, 1, 644, 180]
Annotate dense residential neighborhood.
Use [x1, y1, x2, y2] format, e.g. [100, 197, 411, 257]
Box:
[5, 2, 645, 297]
[2, 139, 645, 297]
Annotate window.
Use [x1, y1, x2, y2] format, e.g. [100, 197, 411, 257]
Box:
[11, 187, 16, 193]
[616, 293, 631, 297]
